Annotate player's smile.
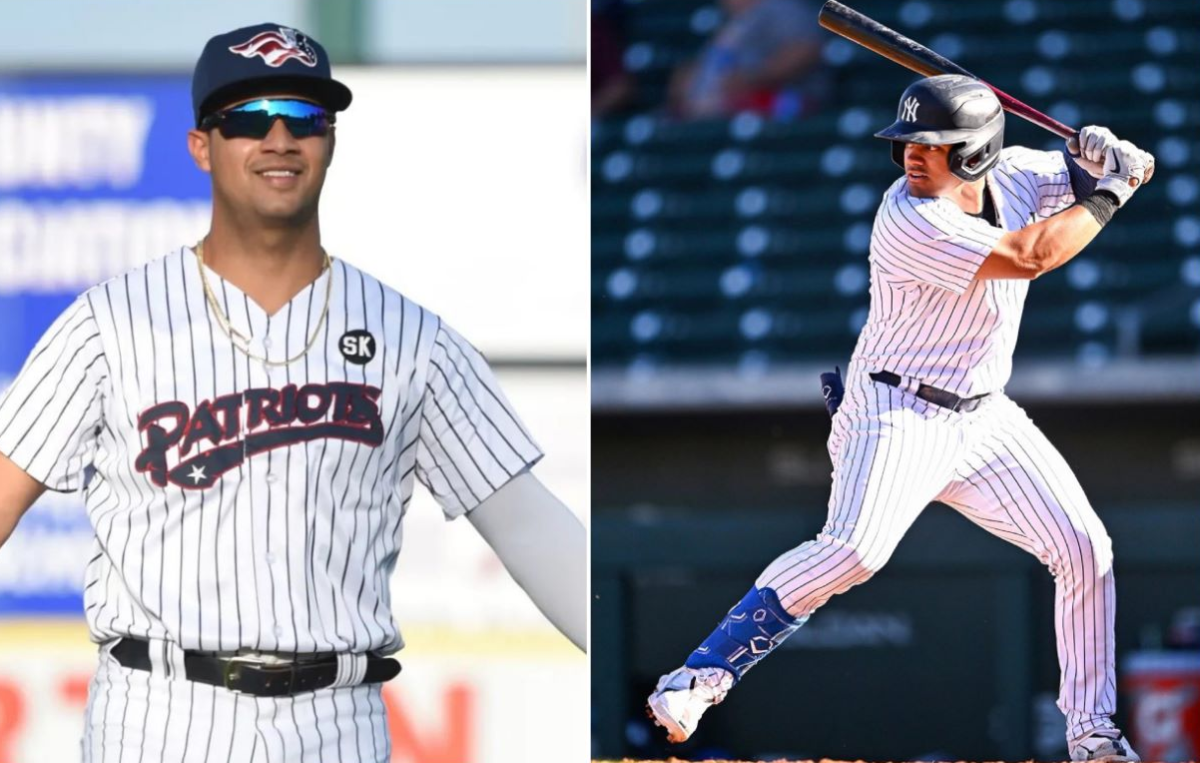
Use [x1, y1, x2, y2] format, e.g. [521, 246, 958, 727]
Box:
[187, 94, 335, 225]
[240, 119, 319, 192]
[252, 162, 305, 190]
[197, 111, 332, 224]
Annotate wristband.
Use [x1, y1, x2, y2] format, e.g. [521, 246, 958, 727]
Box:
[1076, 191, 1119, 227]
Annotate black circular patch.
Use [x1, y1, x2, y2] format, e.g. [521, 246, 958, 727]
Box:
[339, 329, 376, 365]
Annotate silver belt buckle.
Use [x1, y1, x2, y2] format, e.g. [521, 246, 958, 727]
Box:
[221, 654, 266, 691]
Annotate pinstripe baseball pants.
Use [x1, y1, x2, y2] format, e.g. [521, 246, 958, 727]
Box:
[82, 641, 390, 762]
[757, 369, 1117, 742]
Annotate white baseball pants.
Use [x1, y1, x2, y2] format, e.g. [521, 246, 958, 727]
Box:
[757, 368, 1118, 743]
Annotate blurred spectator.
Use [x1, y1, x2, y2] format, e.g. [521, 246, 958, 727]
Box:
[1167, 608, 1200, 650]
[593, 0, 637, 118]
[669, 0, 828, 121]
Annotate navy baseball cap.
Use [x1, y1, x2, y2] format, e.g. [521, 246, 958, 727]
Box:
[192, 23, 353, 126]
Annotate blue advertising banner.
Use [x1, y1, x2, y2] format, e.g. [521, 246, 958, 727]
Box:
[0, 74, 211, 615]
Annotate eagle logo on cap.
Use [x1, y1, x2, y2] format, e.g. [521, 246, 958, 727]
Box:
[228, 27, 318, 68]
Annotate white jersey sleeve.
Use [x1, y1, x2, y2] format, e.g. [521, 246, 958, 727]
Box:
[992, 145, 1075, 220]
[872, 188, 1005, 295]
[416, 322, 543, 519]
[0, 296, 109, 491]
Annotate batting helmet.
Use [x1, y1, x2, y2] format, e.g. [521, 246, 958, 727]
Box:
[874, 74, 1004, 182]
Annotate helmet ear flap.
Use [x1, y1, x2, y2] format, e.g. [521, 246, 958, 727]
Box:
[948, 142, 971, 178]
[890, 140, 905, 171]
[949, 129, 1003, 181]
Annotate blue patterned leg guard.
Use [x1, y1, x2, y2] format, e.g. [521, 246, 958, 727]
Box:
[684, 586, 806, 682]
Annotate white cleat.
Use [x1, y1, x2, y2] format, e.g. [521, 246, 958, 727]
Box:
[645, 666, 734, 743]
[1070, 731, 1141, 762]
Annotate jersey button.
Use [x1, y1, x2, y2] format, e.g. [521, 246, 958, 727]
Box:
[263, 338, 272, 349]
[266, 473, 278, 484]
[273, 625, 284, 638]
[266, 553, 276, 564]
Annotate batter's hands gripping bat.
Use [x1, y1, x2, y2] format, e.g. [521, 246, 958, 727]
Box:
[817, 1, 1153, 186]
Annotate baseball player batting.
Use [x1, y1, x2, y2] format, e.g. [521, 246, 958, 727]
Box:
[647, 74, 1153, 762]
[0, 23, 584, 762]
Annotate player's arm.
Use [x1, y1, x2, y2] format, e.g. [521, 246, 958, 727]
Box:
[0, 296, 108, 553]
[415, 321, 583, 649]
[0, 451, 47, 550]
[467, 472, 586, 652]
[975, 204, 1104, 280]
[977, 139, 1151, 281]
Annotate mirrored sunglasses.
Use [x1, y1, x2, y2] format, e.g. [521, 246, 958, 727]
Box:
[200, 98, 334, 140]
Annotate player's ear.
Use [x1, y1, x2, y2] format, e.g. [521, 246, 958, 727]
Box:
[187, 128, 213, 173]
[325, 126, 336, 168]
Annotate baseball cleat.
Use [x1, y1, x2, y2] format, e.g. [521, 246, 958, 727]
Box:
[645, 666, 733, 743]
[1069, 730, 1140, 762]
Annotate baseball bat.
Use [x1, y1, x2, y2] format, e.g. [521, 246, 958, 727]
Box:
[817, 0, 1077, 140]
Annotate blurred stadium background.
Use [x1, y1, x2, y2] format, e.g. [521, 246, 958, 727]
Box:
[591, 0, 1200, 760]
[0, 2, 587, 762]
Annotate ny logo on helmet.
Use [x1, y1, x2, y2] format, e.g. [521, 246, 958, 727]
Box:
[901, 96, 919, 122]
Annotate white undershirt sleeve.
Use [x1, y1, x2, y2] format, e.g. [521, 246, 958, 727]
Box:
[467, 471, 586, 652]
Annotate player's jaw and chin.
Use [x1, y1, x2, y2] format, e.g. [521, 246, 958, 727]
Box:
[187, 95, 335, 229]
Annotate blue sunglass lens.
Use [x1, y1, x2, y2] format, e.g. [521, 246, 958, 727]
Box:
[213, 99, 332, 139]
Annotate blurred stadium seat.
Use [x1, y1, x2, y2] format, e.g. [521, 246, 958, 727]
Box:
[592, 0, 1200, 375]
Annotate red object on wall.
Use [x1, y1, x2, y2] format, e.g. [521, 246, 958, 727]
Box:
[384, 682, 475, 763]
[59, 675, 90, 706]
[1124, 651, 1200, 763]
[0, 681, 26, 763]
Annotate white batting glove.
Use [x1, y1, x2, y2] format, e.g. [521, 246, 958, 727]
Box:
[1066, 125, 1117, 179]
[1095, 140, 1151, 207]
[1141, 148, 1156, 185]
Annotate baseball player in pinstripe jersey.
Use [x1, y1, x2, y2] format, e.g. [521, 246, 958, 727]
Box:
[0, 23, 584, 763]
[648, 75, 1154, 762]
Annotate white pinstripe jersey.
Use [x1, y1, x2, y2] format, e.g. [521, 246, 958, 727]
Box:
[0, 246, 542, 654]
[851, 146, 1075, 397]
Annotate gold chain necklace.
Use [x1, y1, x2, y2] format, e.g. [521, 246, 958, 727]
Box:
[195, 240, 333, 367]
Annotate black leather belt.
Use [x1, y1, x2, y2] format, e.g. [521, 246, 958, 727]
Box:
[110, 638, 401, 697]
[869, 371, 988, 413]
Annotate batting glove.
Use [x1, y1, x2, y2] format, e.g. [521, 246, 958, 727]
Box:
[1066, 125, 1118, 179]
[1095, 140, 1153, 207]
